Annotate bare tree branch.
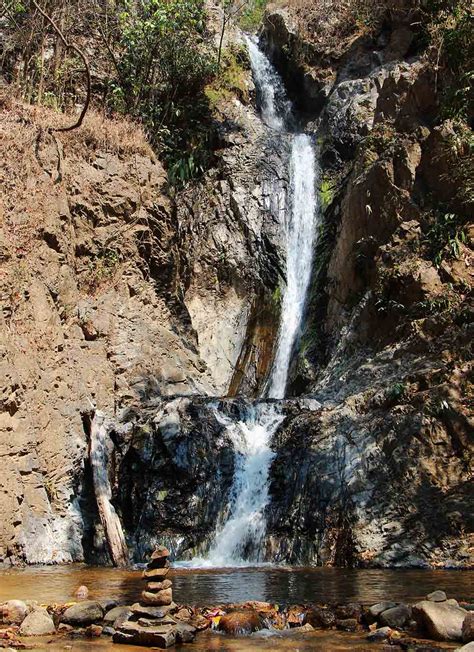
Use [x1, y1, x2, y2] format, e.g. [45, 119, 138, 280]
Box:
[31, 0, 91, 132]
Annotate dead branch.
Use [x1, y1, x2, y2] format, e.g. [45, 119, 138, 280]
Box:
[31, 0, 91, 132]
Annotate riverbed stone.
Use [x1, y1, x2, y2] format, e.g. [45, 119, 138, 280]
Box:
[19, 609, 56, 636]
[74, 585, 89, 599]
[104, 605, 132, 628]
[336, 617, 359, 631]
[335, 603, 362, 621]
[368, 602, 398, 619]
[367, 626, 392, 641]
[413, 600, 467, 641]
[380, 604, 412, 628]
[456, 644, 474, 652]
[303, 607, 336, 628]
[175, 622, 197, 643]
[113, 621, 176, 648]
[61, 600, 104, 625]
[428, 591, 447, 602]
[99, 598, 119, 612]
[1, 600, 28, 625]
[463, 613, 474, 643]
[219, 610, 262, 635]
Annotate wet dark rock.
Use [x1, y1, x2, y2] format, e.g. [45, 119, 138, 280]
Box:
[463, 613, 474, 643]
[175, 622, 197, 643]
[368, 602, 398, 619]
[303, 606, 336, 628]
[61, 601, 104, 626]
[380, 604, 412, 628]
[103, 605, 132, 628]
[335, 603, 362, 621]
[219, 610, 262, 635]
[336, 618, 359, 631]
[98, 598, 119, 612]
[19, 609, 56, 636]
[413, 600, 467, 641]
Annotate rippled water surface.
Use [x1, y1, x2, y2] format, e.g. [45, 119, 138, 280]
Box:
[0, 565, 472, 606]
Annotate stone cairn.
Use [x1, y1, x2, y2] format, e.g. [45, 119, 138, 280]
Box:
[113, 546, 196, 648]
[141, 545, 174, 607]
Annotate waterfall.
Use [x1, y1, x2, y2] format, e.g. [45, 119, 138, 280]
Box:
[185, 37, 319, 567]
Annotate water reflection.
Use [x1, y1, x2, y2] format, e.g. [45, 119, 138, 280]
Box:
[0, 565, 472, 606]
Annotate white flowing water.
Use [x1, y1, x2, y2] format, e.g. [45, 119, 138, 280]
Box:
[186, 38, 320, 567]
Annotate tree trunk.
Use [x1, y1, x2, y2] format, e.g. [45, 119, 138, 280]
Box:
[89, 410, 129, 567]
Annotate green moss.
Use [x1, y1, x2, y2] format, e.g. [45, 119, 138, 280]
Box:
[157, 490, 168, 501]
[205, 45, 248, 110]
[272, 284, 282, 304]
[320, 178, 335, 209]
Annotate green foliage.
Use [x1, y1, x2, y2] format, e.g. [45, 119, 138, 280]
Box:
[110, 0, 217, 187]
[423, 0, 473, 121]
[424, 211, 467, 268]
[238, 0, 267, 31]
[205, 44, 248, 109]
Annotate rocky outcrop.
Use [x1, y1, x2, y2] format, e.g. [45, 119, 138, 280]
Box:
[0, 85, 287, 564]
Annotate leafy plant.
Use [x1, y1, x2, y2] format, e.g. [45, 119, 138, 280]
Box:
[387, 382, 407, 402]
[424, 211, 467, 268]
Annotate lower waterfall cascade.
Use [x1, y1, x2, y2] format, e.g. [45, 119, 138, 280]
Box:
[185, 37, 321, 567]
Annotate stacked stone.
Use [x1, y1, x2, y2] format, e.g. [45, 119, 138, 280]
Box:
[141, 546, 173, 607]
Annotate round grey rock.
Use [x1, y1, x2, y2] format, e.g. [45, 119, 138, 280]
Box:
[20, 609, 56, 636]
[61, 601, 104, 625]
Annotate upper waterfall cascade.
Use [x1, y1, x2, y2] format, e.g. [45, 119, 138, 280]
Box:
[186, 37, 320, 567]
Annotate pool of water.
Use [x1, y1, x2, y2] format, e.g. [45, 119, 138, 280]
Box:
[0, 564, 472, 606]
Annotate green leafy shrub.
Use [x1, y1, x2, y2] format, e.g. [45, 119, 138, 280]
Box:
[238, 0, 267, 31]
[110, 0, 217, 187]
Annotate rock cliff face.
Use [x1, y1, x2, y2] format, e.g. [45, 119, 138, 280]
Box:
[0, 85, 286, 564]
[105, 5, 472, 569]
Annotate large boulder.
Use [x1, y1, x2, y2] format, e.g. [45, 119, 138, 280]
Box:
[19, 609, 56, 636]
[218, 610, 262, 635]
[413, 600, 467, 641]
[1, 600, 28, 625]
[463, 613, 474, 643]
[61, 601, 104, 626]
